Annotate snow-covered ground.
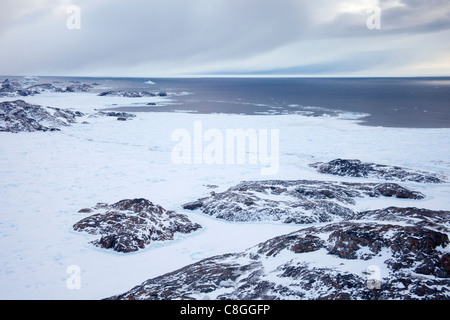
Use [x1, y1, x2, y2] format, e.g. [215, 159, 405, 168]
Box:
[0, 92, 449, 299]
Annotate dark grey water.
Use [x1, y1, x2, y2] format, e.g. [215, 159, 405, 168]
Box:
[13, 76, 450, 128]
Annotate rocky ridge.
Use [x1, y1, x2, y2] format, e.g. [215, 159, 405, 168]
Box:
[106, 206, 450, 300]
[89, 111, 137, 121]
[0, 100, 84, 132]
[0, 101, 140, 132]
[0, 78, 173, 131]
[105, 163, 449, 300]
[0, 78, 93, 97]
[73, 198, 202, 253]
[310, 159, 446, 183]
[182, 180, 425, 224]
[98, 90, 168, 98]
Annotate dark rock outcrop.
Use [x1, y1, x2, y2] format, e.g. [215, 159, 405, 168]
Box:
[310, 159, 446, 183]
[64, 83, 93, 92]
[73, 198, 202, 253]
[98, 91, 167, 98]
[106, 206, 450, 300]
[182, 180, 425, 224]
[89, 111, 136, 120]
[25, 83, 64, 94]
[0, 79, 30, 97]
[349, 207, 450, 233]
[0, 100, 84, 132]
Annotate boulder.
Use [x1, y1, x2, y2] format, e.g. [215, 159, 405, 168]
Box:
[73, 198, 202, 253]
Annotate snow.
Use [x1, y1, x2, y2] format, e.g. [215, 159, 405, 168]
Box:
[0, 91, 449, 299]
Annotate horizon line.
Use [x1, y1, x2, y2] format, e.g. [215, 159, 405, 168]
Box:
[2, 74, 450, 80]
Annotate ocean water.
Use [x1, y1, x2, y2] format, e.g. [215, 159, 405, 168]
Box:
[10, 76, 450, 128]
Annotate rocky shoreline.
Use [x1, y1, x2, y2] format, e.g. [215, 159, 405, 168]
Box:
[0, 100, 140, 132]
[106, 206, 450, 300]
[1, 88, 449, 299]
[0, 78, 171, 131]
[98, 90, 168, 98]
[104, 165, 449, 299]
[0, 78, 93, 97]
[0, 100, 84, 132]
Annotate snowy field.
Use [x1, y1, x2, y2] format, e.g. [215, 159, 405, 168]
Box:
[0, 92, 449, 299]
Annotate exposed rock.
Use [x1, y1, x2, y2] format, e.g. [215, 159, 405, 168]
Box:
[0, 100, 84, 133]
[25, 83, 64, 94]
[182, 180, 425, 224]
[73, 198, 202, 253]
[90, 111, 136, 120]
[106, 209, 450, 300]
[98, 91, 167, 98]
[0, 79, 93, 97]
[77, 208, 93, 214]
[310, 159, 446, 183]
[65, 83, 93, 92]
[349, 207, 450, 233]
[0, 79, 30, 97]
[182, 200, 204, 211]
[204, 184, 219, 189]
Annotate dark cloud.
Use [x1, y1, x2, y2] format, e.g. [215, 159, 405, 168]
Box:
[0, 0, 449, 76]
[380, 0, 450, 33]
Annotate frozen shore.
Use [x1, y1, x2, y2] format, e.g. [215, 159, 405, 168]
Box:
[0, 91, 449, 299]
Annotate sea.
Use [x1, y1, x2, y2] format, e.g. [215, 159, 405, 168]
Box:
[11, 76, 450, 128]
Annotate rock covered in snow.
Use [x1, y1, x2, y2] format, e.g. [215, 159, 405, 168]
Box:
[310, 159, 446, 183]
[64, 83, 93, 92]
[350, 206, 450, 233]
[182, 180, 425, 224]
[106, 206, 450, 300]
[0, 79, 30, 97]
[73, 198, 202, 253]
[89, 111, 136, 121]
[0, 100, 84, 133]
[98, 91, 167, 98]
[0, 78, 93, 97]
[24, 83, 64, 94]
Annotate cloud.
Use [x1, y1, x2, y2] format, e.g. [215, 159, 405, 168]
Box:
[0, 0, 449, 76]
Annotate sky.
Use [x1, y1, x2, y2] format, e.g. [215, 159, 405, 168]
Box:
[0, 0, 449, 77]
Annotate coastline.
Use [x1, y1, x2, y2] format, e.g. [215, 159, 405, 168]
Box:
[0, 78, 449, 299]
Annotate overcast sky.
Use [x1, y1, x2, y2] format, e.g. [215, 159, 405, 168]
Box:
[1, 0, 449, 77]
